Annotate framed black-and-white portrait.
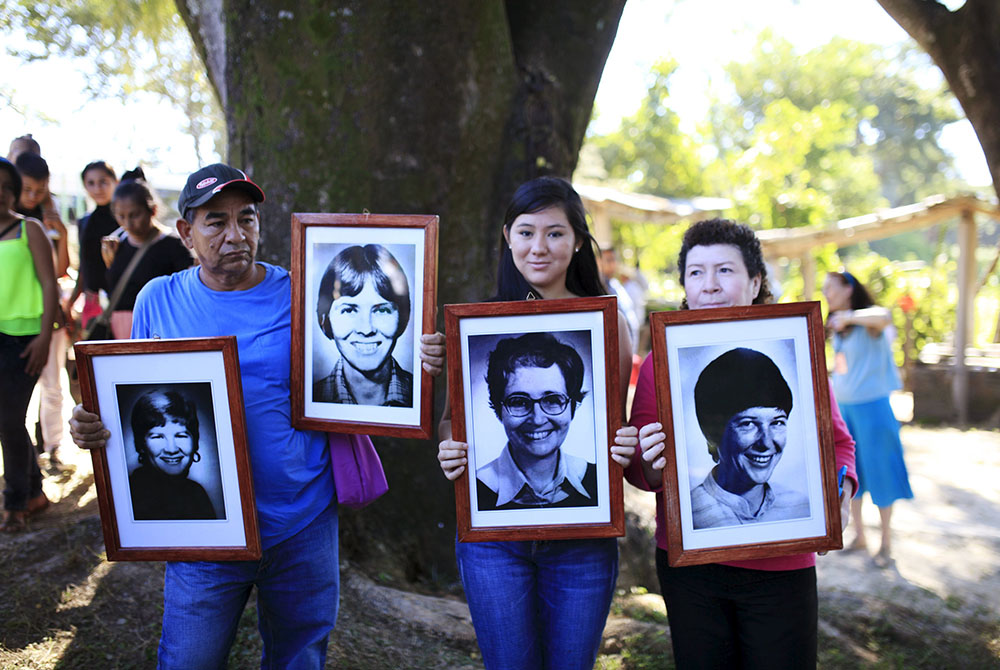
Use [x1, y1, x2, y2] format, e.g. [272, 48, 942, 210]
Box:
[650, 302, 842, 566]
[291, 213, 438, 438]
[445, 297, 624, 542]
[73, 337, 259, 561]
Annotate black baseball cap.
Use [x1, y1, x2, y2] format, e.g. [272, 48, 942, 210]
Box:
[177, 163, 265, 218]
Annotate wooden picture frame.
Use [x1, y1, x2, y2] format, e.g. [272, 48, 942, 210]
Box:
[445, 297, 625, 542]
[649, 302, 843, 566]
[74, 337, 260, 561]
[291, 213, 438, 438]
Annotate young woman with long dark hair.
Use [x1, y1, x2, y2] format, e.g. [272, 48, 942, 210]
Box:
[436, 176, 634, 670]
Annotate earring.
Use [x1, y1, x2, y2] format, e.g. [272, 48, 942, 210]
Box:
[192, 452, 201, 463]
[575, 247, 581, 253]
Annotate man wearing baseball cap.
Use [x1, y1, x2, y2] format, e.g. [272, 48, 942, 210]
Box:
[70, 163, 341, 668]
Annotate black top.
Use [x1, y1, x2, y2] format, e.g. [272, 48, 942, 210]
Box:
[476, 462, 598, 511]
[106, 232, 193, 310]
[79, 205, 119, 292]
[128, 465, 219, 520]
[16, 204, 43, 219]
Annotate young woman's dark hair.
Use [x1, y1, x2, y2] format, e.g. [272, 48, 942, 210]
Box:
[829, 271, 875, 310]
[677, 218, 773, 308]
[113, 167, 156, 213]
[494, 176, 607, 301]
[14, 152, 50, 181]
[81, 160, 117, 182]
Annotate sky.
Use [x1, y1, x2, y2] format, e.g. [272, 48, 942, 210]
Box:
[1, 0, 991, 197]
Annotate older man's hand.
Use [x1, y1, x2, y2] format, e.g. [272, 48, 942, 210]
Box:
[68, 404, 110, 450]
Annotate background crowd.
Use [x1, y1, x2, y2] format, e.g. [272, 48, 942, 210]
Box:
[1, 134, 194, 532]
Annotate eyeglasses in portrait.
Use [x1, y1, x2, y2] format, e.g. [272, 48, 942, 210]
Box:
[469, 330, 599, 512]
[445, 298, 624, 542]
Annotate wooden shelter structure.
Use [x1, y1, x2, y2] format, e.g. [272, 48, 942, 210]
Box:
[575, 185, 999, 424]
[756, 194, 999, 425]
[575, 183, 730, 249]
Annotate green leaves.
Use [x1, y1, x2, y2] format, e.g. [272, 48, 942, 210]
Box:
[710, 33, 961, 210]
[716, 97, 883, 230]
[588, 59, 707, 199]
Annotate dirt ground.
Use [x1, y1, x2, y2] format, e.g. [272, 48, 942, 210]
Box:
[818, 423, 1000, 618]
[2, 393, 999, 668]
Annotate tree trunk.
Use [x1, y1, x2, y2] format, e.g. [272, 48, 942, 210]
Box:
[175, 0, 625, 582]
[876, 0, 1000, 200]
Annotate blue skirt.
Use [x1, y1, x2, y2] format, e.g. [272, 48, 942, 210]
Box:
[840, 396, 913, 507]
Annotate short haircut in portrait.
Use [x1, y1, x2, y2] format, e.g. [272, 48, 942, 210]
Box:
[115, 382, 225, 521]
[466, 330, 597, 511]
[311, 242, 417, 407]
[677, 340, 810, 528]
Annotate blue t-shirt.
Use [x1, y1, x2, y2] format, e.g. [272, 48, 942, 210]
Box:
[132, 263, 334, 548]
[831, 325, 902, 405]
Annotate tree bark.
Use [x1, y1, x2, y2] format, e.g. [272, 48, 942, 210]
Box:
[876, 0, 1000, 200]
[175, 0, 625, 581]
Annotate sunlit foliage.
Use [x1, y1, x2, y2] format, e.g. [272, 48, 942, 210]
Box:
[2, 0, 224, 162]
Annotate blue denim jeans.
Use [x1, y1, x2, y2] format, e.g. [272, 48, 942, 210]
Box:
[158, 503, 339, 670]
[456, 538, 618, 670]
[0, 333, 44, 511]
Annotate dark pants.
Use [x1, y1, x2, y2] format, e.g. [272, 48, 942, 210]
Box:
[0, 333, 44, 511]
[656, 548, 817, 670]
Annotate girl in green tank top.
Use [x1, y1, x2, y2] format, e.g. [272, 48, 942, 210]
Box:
[0, 157, 59, 532]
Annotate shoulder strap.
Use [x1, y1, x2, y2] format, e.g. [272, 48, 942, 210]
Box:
[0, 218, 22, 240]
[101, 238, 156, 317]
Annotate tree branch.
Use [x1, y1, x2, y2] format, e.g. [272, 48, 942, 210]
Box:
[175, 0, 227, 110]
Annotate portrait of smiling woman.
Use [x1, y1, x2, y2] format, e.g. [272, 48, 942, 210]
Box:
[475, 331, 597, 511]
[314, 244, 413, 407]
[689, 346, 810, 529]
[124, 386, 222, 521]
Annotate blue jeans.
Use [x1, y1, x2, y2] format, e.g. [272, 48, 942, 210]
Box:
[158, 503, 339, 670]
[0, 333, 44, 511]
[456, 538, 618, 670]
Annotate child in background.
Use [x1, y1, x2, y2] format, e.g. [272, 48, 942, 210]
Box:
[14, 150, 70, 466]
[0, 156, 57, 530]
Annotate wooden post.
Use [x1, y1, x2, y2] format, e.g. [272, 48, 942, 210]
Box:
[902, 310, 915, 391]
[590, 201, 612, 250]
[953, 208, 977, 425]
[800, 253, 816, 301]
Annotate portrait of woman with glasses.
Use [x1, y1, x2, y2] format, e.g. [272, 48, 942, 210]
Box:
[475, 331, 597, 511]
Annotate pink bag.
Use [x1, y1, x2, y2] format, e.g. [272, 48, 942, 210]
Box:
[329, 432, 388, 509]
